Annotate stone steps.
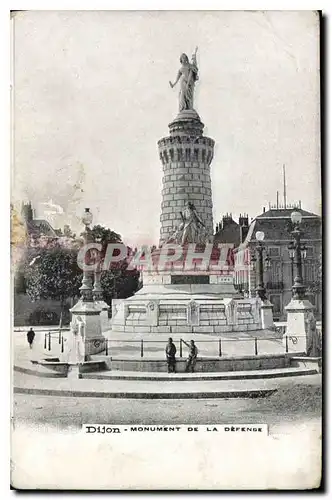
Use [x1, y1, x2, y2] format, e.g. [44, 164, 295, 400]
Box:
[13, 368, 321, 400]
[82, 366, 317, 382]
[14, 386, 277, 399]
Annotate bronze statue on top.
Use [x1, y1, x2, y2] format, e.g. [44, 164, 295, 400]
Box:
[169, 47, 199, 112]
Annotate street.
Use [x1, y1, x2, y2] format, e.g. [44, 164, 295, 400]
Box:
[13, 375, 321, 431]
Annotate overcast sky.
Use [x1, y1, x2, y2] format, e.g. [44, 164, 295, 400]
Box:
[12, 10, 321, 245]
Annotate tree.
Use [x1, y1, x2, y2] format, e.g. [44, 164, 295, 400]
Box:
[24, 247, 82, 328]
[89, 225, 122, 249]
[88, 225, 140, 305]
[63, 224, 76, 238]
[100, 263, 140, 306]
[23, 223, 141, 324]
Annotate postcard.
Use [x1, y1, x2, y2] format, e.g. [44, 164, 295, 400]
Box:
[11, 10, 322, 490]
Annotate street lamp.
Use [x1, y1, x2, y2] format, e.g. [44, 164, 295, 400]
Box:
[80, 208, 94, 302]
[288, 242, 295, 285]
[92, 235, 104, 301]
[255, 231, 269, 301]
[290, 211, 307, 299]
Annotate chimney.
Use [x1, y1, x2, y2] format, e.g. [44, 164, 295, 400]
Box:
[263, 207, 265, 213]
[239, 213, 249, 227]
[239, 213, 249, 243]
[222, 213, 233, 228]
[21, 201, 33, 223]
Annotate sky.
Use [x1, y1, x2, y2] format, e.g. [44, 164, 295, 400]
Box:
[12, 10, 321, 246]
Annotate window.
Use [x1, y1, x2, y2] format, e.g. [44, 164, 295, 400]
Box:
[304, 263, 316, 283]
[305, 246, 314, 258]
[269, 294, 282, 315]
[268, 246, 280, 257]
[270, 261, 282, 282]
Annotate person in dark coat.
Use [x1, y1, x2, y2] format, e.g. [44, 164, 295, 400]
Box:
[27, 328, 35, 349]
[184, 339, 198, 373]
[165, 337, 177, 373]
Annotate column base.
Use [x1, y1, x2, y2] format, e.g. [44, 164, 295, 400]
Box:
[260, 300, 274, 329]
[285, 298, 317, 355]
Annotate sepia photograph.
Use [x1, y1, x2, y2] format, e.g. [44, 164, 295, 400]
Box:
[10, 9, 322, 490]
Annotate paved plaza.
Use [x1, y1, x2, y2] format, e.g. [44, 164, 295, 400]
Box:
[13, 325, 301, 367]
[13, 374, 321, 430]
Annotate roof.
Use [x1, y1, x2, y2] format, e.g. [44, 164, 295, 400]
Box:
[257, 208, 319, 219]
[26, 219, 58, 238]
[214, 220, 240, 246]
[236, 208, 321, 250]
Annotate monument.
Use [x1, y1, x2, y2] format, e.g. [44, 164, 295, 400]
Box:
[111, 49, 264, 334]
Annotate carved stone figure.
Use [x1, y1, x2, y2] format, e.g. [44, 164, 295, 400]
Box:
[167, 201, 207, 245]
[169, 47, 199, 112]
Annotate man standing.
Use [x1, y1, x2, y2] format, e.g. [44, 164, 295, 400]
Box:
[165, 337, 177, 373]
[27, 327, 35, 349]
[184, 339, 198, 373]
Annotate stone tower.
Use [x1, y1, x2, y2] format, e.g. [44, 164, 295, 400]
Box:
[158, 109, 215, 245]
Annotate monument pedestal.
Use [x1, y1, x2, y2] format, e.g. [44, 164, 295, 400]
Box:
[111, 268, 265, 334]
[70, 300, 106, 356]
[285, 298, 317, 355]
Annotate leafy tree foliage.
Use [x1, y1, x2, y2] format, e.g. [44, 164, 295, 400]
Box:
[23, 224, 140, 321]
[101, 263, 140, 305]
[90, 225, 122, 249]
[88, 225, 140, 304]
[24, 247, 82, 327]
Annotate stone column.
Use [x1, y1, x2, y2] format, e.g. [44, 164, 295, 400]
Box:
[158, 110, 214, 245]
[70, 215, 105, 357]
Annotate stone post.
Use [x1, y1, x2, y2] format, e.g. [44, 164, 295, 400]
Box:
[260, 300, 274, 329]
[70, 208, 105, 357]
[285, 298, 316, 355]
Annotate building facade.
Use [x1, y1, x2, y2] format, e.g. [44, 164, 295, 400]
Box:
[234, 204, 322, 320]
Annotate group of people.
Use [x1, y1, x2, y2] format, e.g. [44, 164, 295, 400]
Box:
[166, 337, 198, 373]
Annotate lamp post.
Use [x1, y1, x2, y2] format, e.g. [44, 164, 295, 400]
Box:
[92, 234, 111, 334]
[92, 235, 103, 301]
[254, 231, 271, 301]
[80, 208, 94, 302]
[284, 211, 315, 356]
[287, 242, 295, 289]
[70, 207, 105, 361]
[290, 211, 307, 300]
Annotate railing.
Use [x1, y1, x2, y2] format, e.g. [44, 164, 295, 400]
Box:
[83, 336, 306, 359]
[43, 330, 66, 353]
[40, 331, 309, 358]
